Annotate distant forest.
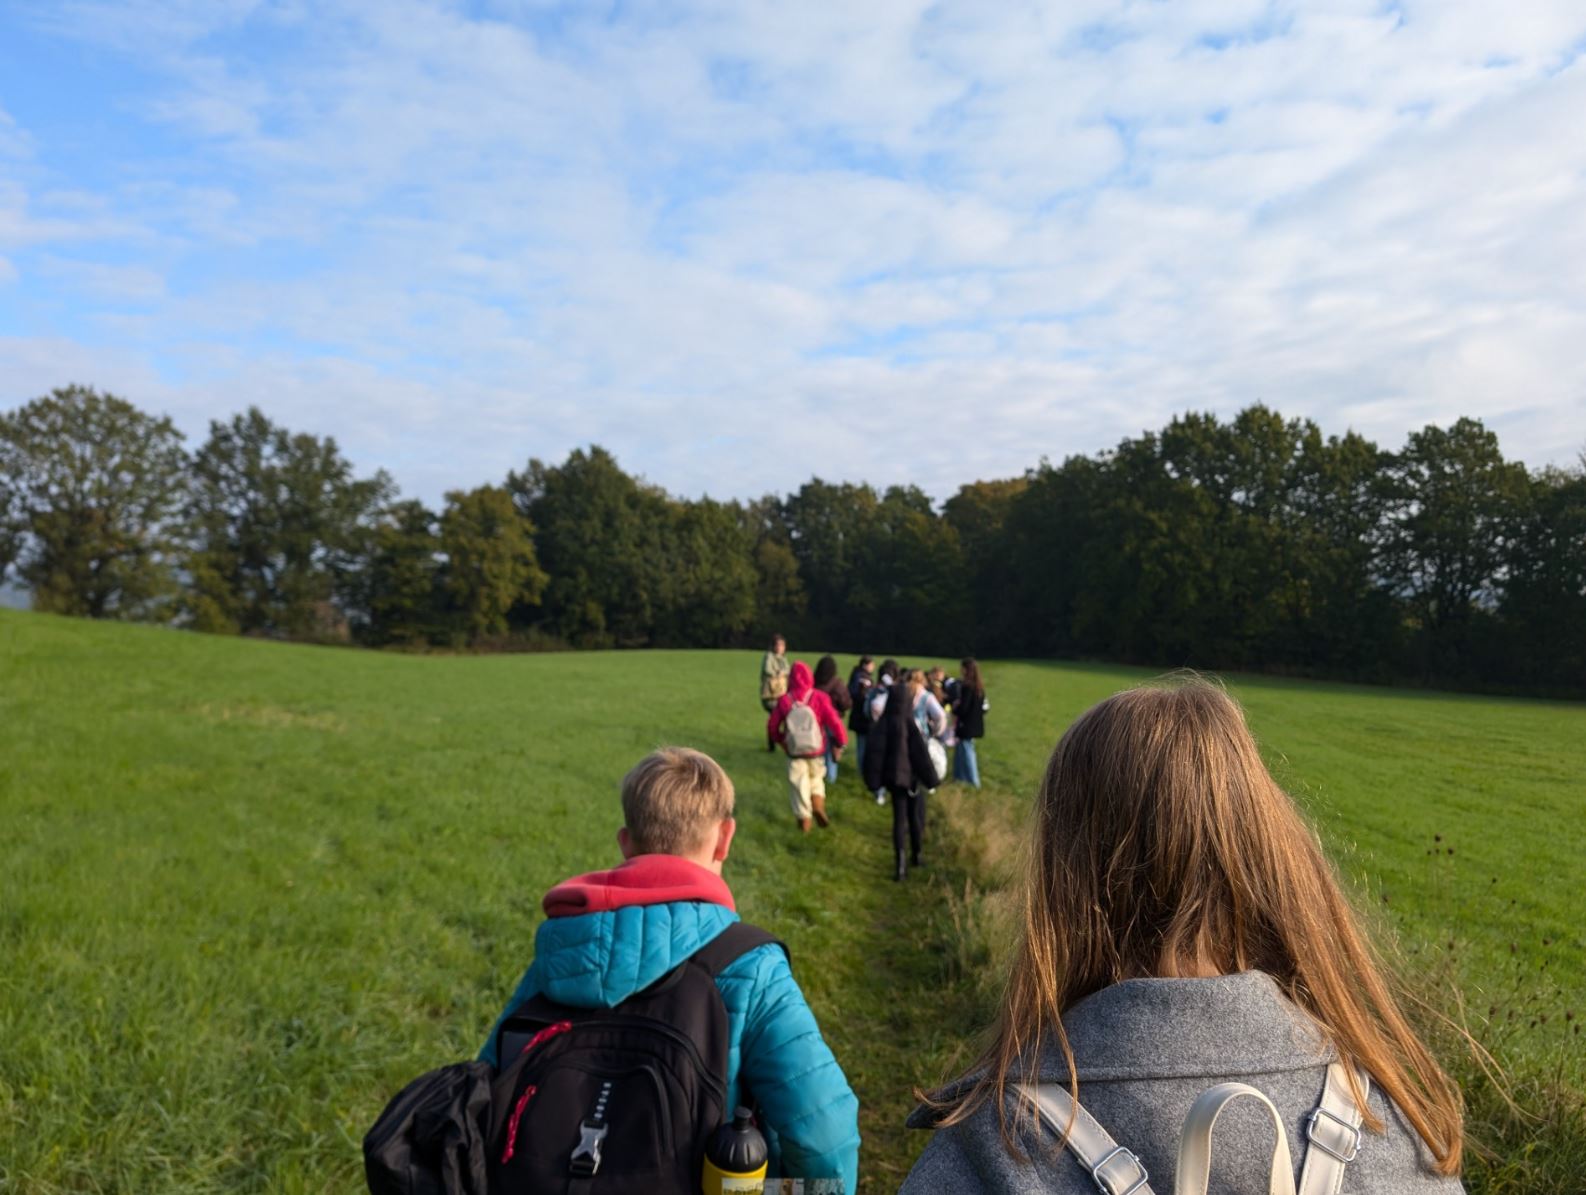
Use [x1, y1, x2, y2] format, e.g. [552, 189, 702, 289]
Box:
[3, 385, 1583, 696]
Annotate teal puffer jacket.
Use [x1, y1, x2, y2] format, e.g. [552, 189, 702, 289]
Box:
[480, 900, 860, 1193]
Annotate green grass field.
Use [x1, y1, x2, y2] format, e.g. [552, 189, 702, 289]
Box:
[2, 610, 1582, 1192]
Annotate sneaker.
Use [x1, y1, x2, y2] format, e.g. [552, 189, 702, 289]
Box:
[874, 792, 886, 805]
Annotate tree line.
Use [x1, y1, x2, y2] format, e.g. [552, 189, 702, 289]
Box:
[2, 386, 1582, 695]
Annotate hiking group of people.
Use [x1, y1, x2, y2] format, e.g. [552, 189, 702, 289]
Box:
[760, 635, 990, 882]
[369, 677, 1467, 1195]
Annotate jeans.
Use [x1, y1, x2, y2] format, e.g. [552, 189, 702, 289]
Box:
[825, 743, 840, 783]
[953, 737, 980, 787]
[853, 733, 866, 773]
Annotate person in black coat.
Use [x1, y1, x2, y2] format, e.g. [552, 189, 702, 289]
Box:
[846, 655, 876, 772]
[862, 670, 940, 881]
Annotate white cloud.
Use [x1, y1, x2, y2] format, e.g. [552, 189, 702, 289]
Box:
[2, 0, 1585, 502]
[0, 105, 33, 158]
[36, 256, 167, 302]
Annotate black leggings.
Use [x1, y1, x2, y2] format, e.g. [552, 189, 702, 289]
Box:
[889, 785, 926, 858]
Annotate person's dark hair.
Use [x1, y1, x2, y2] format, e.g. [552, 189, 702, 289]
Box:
[813, 655, 838, 688]
[860, 655, 875, 668]
[960, 657, 984, 698]
[769, 633, 785, 649]
[879, 658, 899, 683]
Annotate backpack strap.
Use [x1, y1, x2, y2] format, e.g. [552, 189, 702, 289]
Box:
[1297, 1062, 1369, 1195]
[690, 921, 789, 977]
[1028, 1061, 1364, 1195]
[1175, 1082, 1296, 1195]
[1022, 1083, 1156, 1195]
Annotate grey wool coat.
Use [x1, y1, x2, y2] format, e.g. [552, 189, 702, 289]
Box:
[899, 971, 1463, 1195]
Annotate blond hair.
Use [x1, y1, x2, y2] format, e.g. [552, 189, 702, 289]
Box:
[927, 678, 1463, 1174]
[621, 747, 735, 855]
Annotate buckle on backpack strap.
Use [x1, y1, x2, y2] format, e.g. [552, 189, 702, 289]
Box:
[569, 1120, 608, 1176]
[1306, 1106, 1362, 1163]
[1091, 1145, 1149, 1195]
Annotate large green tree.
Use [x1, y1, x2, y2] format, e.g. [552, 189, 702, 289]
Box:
[648, 497, 759, 648]
[439, 484, 547, 642]
[1, 464, 22, 585]
[509, 446, 672, 646]
[780, 480, 879, 647]
[1500, 464, 1586, 689]
[988, 454, 1106, 658]
[184, 407, 393, 638]
[845, 485, 965, 653]
[744, 496, 807, 640]
[0, 386, 188, 619]
[1284, 423, 1397, 673]
[1379, 418, 1530, 675]
[942, 476, 1027, 653]
[360, 500, 443, 646]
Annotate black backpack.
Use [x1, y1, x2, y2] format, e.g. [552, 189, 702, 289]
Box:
[364, 923, 783, 1195]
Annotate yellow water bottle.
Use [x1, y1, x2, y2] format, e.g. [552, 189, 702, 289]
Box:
[702, 1106, 768, 1194]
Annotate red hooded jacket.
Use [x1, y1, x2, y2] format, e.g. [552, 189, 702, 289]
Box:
[767, 660, 849, 757]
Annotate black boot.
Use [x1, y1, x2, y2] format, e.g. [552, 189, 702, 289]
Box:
[911, 848, 921, 867]
[894, 849, 907, 881]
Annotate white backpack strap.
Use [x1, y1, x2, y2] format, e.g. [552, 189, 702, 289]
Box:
[1174, 1083, 1297, 1195]
[1297, 1062, 1369, 1195]
[1022, 1084, 1156, 1195]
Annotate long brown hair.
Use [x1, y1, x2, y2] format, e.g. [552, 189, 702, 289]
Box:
[927, 678, 1463, 1173]
[960, 657, 984, 698]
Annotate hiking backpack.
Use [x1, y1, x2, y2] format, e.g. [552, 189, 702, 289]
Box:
[1023, 1060, 1369, 1195]
[364, 923, 784, 1195]
[783, 696, 824, 757]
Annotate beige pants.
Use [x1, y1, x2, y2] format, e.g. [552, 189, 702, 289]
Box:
[786, 756, 826, 820]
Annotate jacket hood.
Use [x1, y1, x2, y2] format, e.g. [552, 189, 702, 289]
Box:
[543, 854, 735, 916]
[527, 856, 741, 1008]
[788, 660, 814, 697]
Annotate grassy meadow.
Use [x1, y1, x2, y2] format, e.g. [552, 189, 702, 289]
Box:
[1, 610, 1582, 1192]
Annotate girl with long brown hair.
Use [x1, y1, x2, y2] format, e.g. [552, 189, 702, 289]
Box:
[953, 657, 987, 788]
[901, 678, 1463, 1193]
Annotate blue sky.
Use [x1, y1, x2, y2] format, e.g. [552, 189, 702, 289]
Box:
[2, 0, 1584, 502]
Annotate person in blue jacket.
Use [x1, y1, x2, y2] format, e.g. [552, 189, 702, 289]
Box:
[479, 746, 861, 1193]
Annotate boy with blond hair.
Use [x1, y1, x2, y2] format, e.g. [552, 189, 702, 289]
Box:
[479, 747, 860, 1192]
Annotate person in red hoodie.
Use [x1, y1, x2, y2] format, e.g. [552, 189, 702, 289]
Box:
[767, 659, 849, 832]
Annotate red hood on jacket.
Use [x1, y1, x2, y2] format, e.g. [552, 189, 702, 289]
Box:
[542, 854, 736, 917]
[787, 660, 814, 698]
